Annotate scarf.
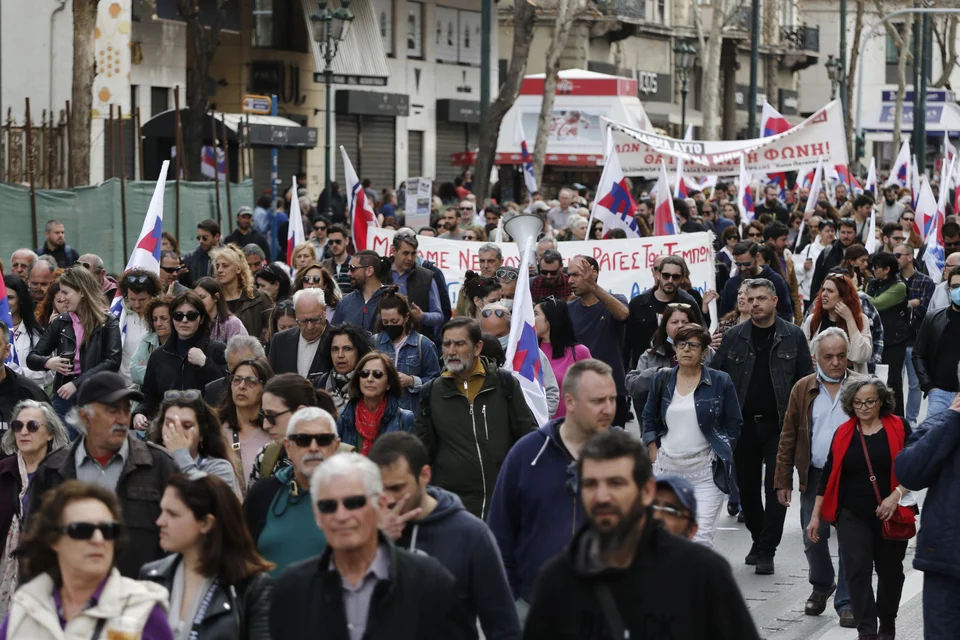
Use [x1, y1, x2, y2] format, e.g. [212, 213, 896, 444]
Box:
[355, 397, 387, 456]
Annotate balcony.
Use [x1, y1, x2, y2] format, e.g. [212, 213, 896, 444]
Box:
[780, 25, 820, 53]
[595, 0, 644, 23]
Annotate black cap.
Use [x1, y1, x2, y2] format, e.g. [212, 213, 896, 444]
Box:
[74, 371, 144, 407]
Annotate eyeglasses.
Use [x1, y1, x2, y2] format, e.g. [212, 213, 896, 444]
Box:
[481, 308, 507, 318]
[160, 266, 180, 274]
[301, 274, 324, 284]
[164, 389, 202, 401]
[316, 495, 368, 514]
[496, 268, 519, 281]
[852, 397, 879, 410]
[289, 433, 337, 448]
[297, 316, 324, 326]
[261, 408, 293, 425]
[59, 521, 122, 541]
[11, 420, 43, 434]
[359, 369, 385, 379]
[659, 272, 683, 281]
[230, 374, 262, 387]
[172, 311, 202, 322]
[674, 340, 703, 351]
[124, 274, 151, 285]
[652, 504, 691, 520]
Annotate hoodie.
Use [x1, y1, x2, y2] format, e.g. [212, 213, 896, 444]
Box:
[486, 418, 584, 603]
[398, 487, 521, 640]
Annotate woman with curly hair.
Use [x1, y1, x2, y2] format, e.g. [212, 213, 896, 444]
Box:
[801, 273, 873, 373]
[210, 244, 272, 338]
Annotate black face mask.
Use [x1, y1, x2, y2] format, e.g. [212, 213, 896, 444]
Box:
[383, 325, 404, 340]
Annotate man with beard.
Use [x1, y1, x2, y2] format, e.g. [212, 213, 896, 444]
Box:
[370, 432, 521, 640]
[320, 224, 353, 295]
[523, 429, 760, 640]
[719, 241, 794, 320]
[754, 185, 789, 224]
[879, 184, 905, 224]
[244, 406, 345, 575]
[439, 207, 464, 239]
[415, 317, 535, 519]
[487, 360, 617, 623]
[331, 250, 389, 332]
[35, 219, 80, 267]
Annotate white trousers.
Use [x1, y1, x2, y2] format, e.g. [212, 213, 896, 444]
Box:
[654, 448, 727, 548]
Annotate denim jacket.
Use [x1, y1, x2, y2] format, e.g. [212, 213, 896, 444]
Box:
[711, 316, 814, 424]
[373, 331, 442, 413]
[640, 365, 743, 502]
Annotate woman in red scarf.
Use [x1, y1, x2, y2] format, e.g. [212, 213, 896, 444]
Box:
[807, 376, 914, 640]
[337, 353, 414, 455]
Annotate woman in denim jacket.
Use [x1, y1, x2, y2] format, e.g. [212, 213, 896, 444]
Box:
[641, 323, 743, 548]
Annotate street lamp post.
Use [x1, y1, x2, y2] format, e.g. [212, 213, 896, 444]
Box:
[311, 1, 354, 218]
[825, 54, 841, 101]
[674, 40, 696, 133]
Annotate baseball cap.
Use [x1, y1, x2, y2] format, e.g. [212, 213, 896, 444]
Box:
[655, 476, 698, 516]
[237, 206, 253, 217]
[75, 371, 144, 407]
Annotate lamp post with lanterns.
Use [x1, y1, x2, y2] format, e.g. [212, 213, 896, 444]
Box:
[825, 54, 842, 101]
[674, 40, 697, 133]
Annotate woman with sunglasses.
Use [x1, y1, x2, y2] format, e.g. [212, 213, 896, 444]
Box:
[744, 221, 765, 243]
[149, 391, 242, 496]
[337, 353, 414, 455]
[802, 273, 873, 374]
[131, 296, 174, 387]
[141, 474, 272, 640]
[209, 245, 272, 340]
[717, 227, 741, 274]
[220, 358, 275, 488]
[28, 266, 122, 427]
[292, 263, 341, 321]
[193, 277, 249, 346]
[1, 481, 173, 639]
[373, 289, 441, 413]
[0, 401, 70, 614]
[461, 271, 502, 320]
[134, 291, 228, 428]
[534, 297, 591, 418]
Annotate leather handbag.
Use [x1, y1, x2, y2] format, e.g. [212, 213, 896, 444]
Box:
[857, 426, 916, 541]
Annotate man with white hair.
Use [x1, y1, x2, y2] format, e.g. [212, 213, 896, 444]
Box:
[269, 452, 473, 639]
[9, 249, 37, 281]
[244, 406, 344, 576]
[268, 288, 328, 380]
[28, 371, 178, 577]
[547, 188, 576, 231]
[204, 334, 266, 406]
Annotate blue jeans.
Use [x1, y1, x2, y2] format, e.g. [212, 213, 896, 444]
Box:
[903, 346, 922, 425]
[924, 572, 960, 640]
[51, 394, 81, 440]
[928, 388, 958, 419]
[801, 466, 851, 612]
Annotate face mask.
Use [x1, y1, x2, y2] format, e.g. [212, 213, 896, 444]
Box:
[951, 286, 960, 306]
[500, 298, 514, 311]
[383, 325, 404, 340]
[498, 335, 510, 350]
[817, 363, 844, 384]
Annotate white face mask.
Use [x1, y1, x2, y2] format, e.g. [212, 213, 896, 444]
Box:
[500, 298, 514, 312]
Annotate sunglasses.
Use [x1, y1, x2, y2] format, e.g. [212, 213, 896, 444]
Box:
[659, 272, 682, 281]
[315, 225, 327, 232]
[172, 311, 202, 322]
[11, 420, 43, 434]
[458, 207, 473, 211]
[160, 266, 180, 274]
[359, 369, 385, 379]
[902, 216, 915, 222]
[316, 495, 368, 514]
[329, 239, 344, 245]
[59, 521, 122, 541]
[747, 232, 762, 238]
[539, 268, 560, 276]
[289, 433, 337, 448]
[230, 374, 262, 387]
[124, 274, 151, 285]
[734, 261, 754, 269]
[261, 408, 293, 425]
[496, 268, 519, 281]
[481, 308, 507, 318]
[164, 389, 202, 401]
[301, 275, 324, 284]
[666, 302, 691, 310]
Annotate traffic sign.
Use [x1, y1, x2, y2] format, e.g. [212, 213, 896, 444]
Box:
[242, 94, 273, 115]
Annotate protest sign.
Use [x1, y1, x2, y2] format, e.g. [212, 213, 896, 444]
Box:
[404, 178, 433, 229]
[606, 100, 849, 176]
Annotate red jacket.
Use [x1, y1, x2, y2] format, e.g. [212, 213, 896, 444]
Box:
[821, 414, 916, 526]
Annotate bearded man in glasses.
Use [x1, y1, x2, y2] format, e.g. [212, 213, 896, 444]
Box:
[28, 371, 179, 577]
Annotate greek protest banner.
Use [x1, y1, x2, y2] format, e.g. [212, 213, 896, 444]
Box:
[606, 100, 849, 176]
[369, 228, 717, 307]
[404, 177, 433, 229]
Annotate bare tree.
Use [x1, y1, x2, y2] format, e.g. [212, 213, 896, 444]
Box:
[178, 0, 228, 180]
[874, 0, 913, 149]
[473, 0, 537, 202]
[530, 0, 588, 183]
[846, 0, 865, 157]
[762, 0, 778, 110]
[71, 0, 100, 185]
[931, 15, 958, 88]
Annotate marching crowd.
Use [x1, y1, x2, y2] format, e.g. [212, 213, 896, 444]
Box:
[0, 171, 959, 640]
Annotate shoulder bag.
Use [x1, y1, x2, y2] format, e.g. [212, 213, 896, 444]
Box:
[856, 426, 916, 541]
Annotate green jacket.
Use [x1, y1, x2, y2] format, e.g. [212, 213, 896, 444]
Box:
[415, 357, 536, 520]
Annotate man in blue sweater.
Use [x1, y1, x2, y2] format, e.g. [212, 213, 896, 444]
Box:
[370, 432, 520, 640]
[486, 358, 618, 622]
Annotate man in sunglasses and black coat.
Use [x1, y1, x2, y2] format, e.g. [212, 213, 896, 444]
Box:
[27, 371, 178, 578]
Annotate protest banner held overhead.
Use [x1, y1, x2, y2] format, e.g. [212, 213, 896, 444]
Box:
[404, 177, 433, 230]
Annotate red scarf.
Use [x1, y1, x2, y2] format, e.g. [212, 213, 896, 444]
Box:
[354, 397, 387, 456]
[820, 414, 915, 525]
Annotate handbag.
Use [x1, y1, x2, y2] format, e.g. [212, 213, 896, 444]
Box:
[856, 426, 916, 541]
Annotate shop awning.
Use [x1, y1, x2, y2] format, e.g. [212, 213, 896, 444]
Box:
[301, 0, 390, 86]
[861, 102, 960, 136]
[642, 102, 704, 127]
[142, 110, 318, 148]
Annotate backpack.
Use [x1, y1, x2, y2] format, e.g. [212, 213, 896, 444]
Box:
[258, 442, 284, 479]
[419, 366, 515, 418]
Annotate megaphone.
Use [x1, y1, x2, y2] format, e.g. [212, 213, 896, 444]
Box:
[503, 213, 544, 249]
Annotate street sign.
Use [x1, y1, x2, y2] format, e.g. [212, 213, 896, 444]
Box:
[242, 94, 273, 115]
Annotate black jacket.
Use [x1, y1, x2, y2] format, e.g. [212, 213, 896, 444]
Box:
[0, 366, 48, 424]
[0, 455, 23, 549]
[268, 327, 327, 381]
[139, 555, 273, 640]
[180, 245, 216, 288]
[711, 316, 814, 425]
[135, 335, 228, 420]
[912, 307, 956, 392]
[223, 229, 271, 262]
[243, 475, 285, 545]
[27, 313, 122, 390]
[522, 522, 760, 640]
[36, 243, 80, 268]
[204, 376, 229, 408]
[28, 434, 179, 577]
[624, 288, 704, 370]
[269, 535, 473, 640]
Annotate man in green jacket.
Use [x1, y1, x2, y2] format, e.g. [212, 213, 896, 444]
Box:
[416, 317, 536, 519]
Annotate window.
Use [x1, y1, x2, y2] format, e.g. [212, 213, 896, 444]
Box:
[151, 87, 170, 118]
[778, 0, 795, 28]
[252, 0, 306, 51]
[658, 0, 667, 24]
[408, 1, 423, 59]
[372, 0, 394, 56]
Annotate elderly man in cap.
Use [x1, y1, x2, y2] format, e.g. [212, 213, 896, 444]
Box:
[225, 205, 272, 260]
[27, 371, 179, 577]
[653, 476, 699, 540]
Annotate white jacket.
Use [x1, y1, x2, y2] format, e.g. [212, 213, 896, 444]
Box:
[5, 569, 169, 640]
[801, 313, 874, 374]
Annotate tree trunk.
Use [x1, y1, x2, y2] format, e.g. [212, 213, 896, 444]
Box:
[700, 0, 726, 140]
[473, 0, 537, 202]
[762, 0, 777, 108]
[894, 15, 913, 149]
[846, 0, 864, 158]
[531, 0, 584, 184]
[71, 0, 99, 185]
[931, 16, 957, 88]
